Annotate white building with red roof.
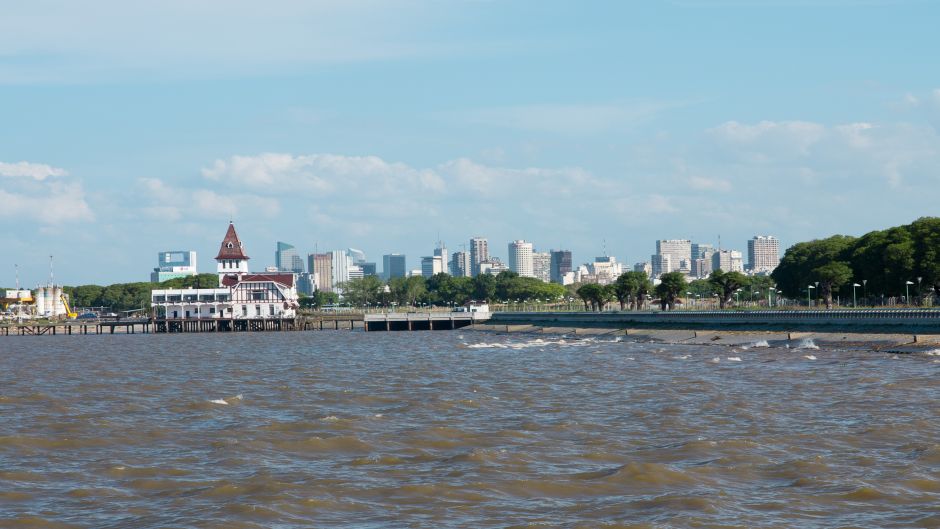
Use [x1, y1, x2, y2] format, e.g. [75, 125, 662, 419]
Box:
[151, 222, 299, 319]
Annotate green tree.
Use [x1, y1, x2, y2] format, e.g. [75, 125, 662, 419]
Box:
[471, 274, 496, 302]
[389, 276, 427, 307]
[655, 272, 687, 311]
[613, 271, 653, 310]
[337, 276, 384, 307]
[909, 217, 940, 300]
[772, 235, 856, 302]
[813, 262, 853, 309]
[577, 283, 608, 311]
[708, 269, 749, 309]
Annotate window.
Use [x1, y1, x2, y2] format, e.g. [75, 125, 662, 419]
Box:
[209, 307, 216, 314]
[242, 305, 248, 316]
[269, 305, 275, 316]
[255, 304, 261, 316]
[252, 291, 265, 300]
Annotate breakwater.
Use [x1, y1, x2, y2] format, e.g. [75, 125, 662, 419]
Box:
[486, 309, 940, 334]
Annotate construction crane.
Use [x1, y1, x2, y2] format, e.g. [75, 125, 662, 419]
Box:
[60, 293, 77, 319]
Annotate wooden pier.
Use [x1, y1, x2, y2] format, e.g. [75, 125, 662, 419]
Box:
[364, 312, 491, 331]
[0, 314, 365, 337]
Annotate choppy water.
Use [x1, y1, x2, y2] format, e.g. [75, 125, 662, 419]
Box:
[2, 332, 940, 528]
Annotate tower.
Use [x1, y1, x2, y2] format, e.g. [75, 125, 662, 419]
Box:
[216, 222, 250, 286]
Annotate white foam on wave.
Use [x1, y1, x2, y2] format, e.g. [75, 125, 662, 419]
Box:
[464, 337, 596, 350]
[710, 357, 721, 363]
[726, 357, 742, 362]
[321, 415, 340, 422]
[803, 355, 817, 360]
[751, 340, 770, 348]
[674, 355, 691, 360]
[795, 339, 819, 350]
[924, 349, 940, 356]
[210, 398, 229, 405]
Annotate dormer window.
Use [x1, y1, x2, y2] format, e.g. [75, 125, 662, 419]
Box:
[227, 242, 234, 249]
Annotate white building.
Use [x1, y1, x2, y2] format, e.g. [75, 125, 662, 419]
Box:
[508, 240, 534, 277]
[590, 256, 623, 284]
[331, 250, 350, 289]
[450, 250, 471, 277]
[532, 252, 551, 283]
[748, 235, 780, 274]
[151, 223, 298, 319]
[421, 255, 445, 277]
[470, 237, 488, 276]
[653, 239, 691, 277]
[712, 249, 744, 273]
[151, 250, 198, 282]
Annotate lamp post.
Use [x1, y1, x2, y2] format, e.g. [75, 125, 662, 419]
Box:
[905, 281, 914, 305]
[852, 283, 860, 308]
[918, 277, 923, 306]
[862, 279, 867, 307]
[807, 285, 815, 308]
[814, 281, 819, 308]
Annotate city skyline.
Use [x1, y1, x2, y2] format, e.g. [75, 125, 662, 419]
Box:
[3, 1, 940, 286]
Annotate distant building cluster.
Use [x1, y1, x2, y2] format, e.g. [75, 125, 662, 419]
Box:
[147, 226, 781, 300]
[639, 235, 780, 283]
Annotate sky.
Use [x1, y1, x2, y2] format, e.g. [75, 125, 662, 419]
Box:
[2, 0, 940, 286]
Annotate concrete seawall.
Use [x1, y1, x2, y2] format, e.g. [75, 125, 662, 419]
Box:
[472, 310, 940, 352]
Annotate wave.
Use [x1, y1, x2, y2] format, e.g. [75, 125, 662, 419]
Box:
[726, 357, 742, 362]
[463, 338, 597, 350]
[795, 339, 819, 350]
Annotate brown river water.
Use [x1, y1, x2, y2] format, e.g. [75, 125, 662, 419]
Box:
[2, 331, 940, 528]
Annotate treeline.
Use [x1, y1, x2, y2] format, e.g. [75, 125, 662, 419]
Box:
[771, 217, 940, 308]
[64, 274, 220, 312]
[321, 272, 568, 308]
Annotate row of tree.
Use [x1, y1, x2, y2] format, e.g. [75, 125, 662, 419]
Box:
[63, 274, 220, 313]
[771, 217, 940, 308]
[323, 271, 568, 308]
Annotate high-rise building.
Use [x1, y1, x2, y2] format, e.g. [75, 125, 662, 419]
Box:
[151, 250, 198, 282]
[532, 252, 551, 283]
[479, 258, 507, 276]
[470, 237, 488, 276]
[590, 255, 623, 284]
[308, 253, 333, 292]
[275, 241, 304, 273]
[747, 235, 780, 274]
[651, 254, 672, 278]
[508, 240, 534, 277]
[330, 250, 350, 289]
[655, 239, 691, 271]
[450, 251, 471, 277]
[421, 255, 445, 277]
[712, 250, 744, 273]
[634, 262, 652, 277]
[691, 243, 714, 261]
[360, 262, 377, 277]
[383, 254, 406, 280]
[550, 250, 572, 283]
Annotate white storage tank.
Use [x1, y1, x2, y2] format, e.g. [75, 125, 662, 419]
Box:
[35, 287, 46, 316]
[52, 286, 64, 317]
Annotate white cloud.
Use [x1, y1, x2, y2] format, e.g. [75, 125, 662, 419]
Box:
[0, 182, 93, 224]
[0, 161, 68, 180]
[0, 1, 454, 83]
[137, 177, 281, 221]
[687, 175, 732, 192]
[453, 101, 688, 135]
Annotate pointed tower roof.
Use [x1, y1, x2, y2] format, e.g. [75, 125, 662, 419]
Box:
[215, 222, 250, 260]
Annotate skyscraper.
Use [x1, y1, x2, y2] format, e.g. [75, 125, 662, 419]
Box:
[275, 242, 304, 273]
[470, 237, 488, 276]
[550, 250, 572, 283]
[450, 251, 471, 277]
[308, 253, 333, 292]
[330, 250, 350, 289]
[532, 252, 551, 283]
[747, 235, 780, 274]
[508, 240, 534, 277]
[712, 250, 744, 273]
[383, 254, 406, 280]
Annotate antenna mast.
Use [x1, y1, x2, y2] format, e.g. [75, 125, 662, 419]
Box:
[49, 255, 55, 287]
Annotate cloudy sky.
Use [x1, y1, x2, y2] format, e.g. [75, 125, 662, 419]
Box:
[2, 0, 940, 285]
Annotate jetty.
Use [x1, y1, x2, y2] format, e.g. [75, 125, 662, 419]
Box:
[364, 311, 490, 331]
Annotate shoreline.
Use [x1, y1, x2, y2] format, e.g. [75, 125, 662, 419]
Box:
[466, 323, 940, 353]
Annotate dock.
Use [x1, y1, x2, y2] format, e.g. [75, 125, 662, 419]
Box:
[363, 311, 491, 331]
[0, 314, 366, 336]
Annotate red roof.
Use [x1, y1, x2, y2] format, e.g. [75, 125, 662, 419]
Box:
[221, 273, 295, 288]
[215, 222, 250, 260]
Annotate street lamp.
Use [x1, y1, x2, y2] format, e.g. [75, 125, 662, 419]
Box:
[686, 291, 692, 310]
[905, 281, 914, 305]
[918, 277, 923, 306]
[852, 283, 861, 308]
[862, 279, 867, 307]
[807, 285, 815, 308]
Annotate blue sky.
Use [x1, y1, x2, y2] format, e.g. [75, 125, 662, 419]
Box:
[2, 0, 940, 285]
